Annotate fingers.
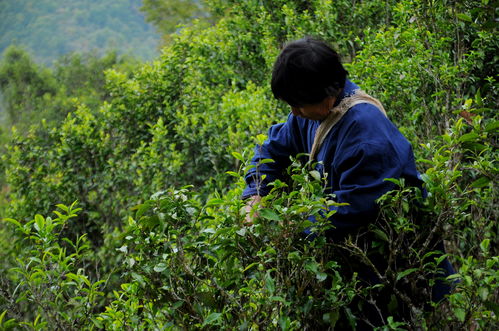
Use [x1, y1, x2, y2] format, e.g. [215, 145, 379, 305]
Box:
[244, 195, 261, 225]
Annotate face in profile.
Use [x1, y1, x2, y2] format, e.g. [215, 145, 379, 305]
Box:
[289, 96, 336, 121]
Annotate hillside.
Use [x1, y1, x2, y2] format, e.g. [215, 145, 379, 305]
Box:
[0, 0, 160, 64]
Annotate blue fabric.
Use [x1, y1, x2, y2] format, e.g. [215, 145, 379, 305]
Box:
[243, 80, 423, 231]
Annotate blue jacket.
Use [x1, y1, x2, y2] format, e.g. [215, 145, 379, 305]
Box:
[243, 80, 422, 229]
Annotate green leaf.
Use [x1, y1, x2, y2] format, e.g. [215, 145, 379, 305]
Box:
[458, 132, 479, 142]
[202, 312, 222, 326]
[466, 142, 487, 152]
[90, 317, 103, 329]
[55, 204, 69, 212]
[309, 170, 321, 181]
[316, 272, 327, 282]
[453, 308, 466, 322]
[324, 310, 340, 328]
[117, 245, 128, 254]
[259, 208, 282, 221]
[256, 134, 267, 145]
[135, 202, 152, 219]
[154, 263, 167, 272]
[478, 287, 489, 301]
[231, 151, 244, 161]
[456, 13, 472, 22]
[402, 201, 409, 213]
[278, 315, 290, 330]
[479, 239, 490, 253]
[206, 198, 224, 207]
[33, 314, 42, 327]
[471, 176, 491, 188]
[258, 158, 275, 164]
[172, 301, 183, 309]
[305, 260, 320, 274]
[236, 228, 246, 236]
[388, 294, 398, 314]
[243, 262, 258, 272]
[396, 268, 419, 281]
[34, 215, 44, 232]
[0, 310, 6, 325]
[130, 272, 146, 287]
[372, 229, 389, 242]
[66, 273, 80, 282]
[265, 272, 275, 293]
[81, 275, 91, 287]
[287, 251, 301, 262]
[3, 218, 22, 228]
[270, 296, 286, 302]
[383, 177, 401, 186]
[485, 120, 499, 132]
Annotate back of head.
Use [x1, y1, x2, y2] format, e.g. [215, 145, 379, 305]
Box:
[271, 37, 348, 106]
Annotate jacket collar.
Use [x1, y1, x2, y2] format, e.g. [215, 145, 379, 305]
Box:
[333, 79, 359, 107]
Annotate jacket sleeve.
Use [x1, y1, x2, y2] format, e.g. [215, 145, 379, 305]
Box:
[242, 115, 301, 199]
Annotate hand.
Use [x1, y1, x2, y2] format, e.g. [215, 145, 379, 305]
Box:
[244, 195, 262, 225]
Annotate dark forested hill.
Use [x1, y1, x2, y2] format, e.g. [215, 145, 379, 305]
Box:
[0, 0, 160, 64]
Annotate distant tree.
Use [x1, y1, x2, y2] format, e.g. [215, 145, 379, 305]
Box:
[53, 51, 139, 109]
[140, 0, 210, 39]
[0, 46, 138, 134]
[0, 46, 57, 126]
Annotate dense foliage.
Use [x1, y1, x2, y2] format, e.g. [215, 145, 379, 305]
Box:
[0, 0, 497, 329]
[0, 46, 138, 195]
[140, 0, 212, 43]
[0, 46, 138, 129]
[0, 0, 159, 64]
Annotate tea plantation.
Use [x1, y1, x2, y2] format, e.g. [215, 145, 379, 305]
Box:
[0, 0, 497, 329]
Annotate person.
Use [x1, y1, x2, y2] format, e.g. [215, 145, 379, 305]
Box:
[243, 37, 423, 234]
[241, 37, 454, 327]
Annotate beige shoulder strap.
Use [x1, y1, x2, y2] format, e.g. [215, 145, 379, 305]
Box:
[309, 90, 387, 162]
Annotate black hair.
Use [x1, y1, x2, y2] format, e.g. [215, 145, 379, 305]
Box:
[271, 37, 348, 107]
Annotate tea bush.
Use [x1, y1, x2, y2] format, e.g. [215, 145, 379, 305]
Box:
[0, 0, 497, 329]
[2, 145, 496, 328]
[0, 202, 105, 330]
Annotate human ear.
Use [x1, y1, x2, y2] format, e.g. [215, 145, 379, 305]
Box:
[326, 96, 336, 110]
